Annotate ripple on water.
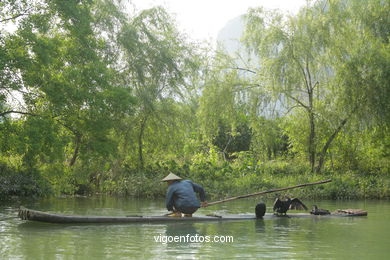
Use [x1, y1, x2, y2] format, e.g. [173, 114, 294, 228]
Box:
[1, 198, 390, 259]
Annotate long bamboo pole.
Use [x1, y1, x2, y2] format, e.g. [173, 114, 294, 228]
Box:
[205, 179, 332, 207]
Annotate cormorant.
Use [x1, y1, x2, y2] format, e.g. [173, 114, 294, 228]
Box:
[310, 205, 330, 215]
[273, 197, 308, 215]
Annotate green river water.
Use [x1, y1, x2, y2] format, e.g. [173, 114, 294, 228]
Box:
[1, 197, 389, 259]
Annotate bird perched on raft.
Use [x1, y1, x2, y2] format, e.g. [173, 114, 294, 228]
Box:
[273, 197, 308, 216]
[310, 205, 330, 215]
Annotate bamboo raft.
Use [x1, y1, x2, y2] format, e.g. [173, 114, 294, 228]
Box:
[18, 179, 368, 224]
[18, 207, 367, 224]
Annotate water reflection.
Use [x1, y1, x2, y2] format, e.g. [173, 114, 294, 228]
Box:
[165, 223, 199, 242]
[254, 219, 266, 233]
[163, 223, 203, 258]
[1, 198, 390, 259]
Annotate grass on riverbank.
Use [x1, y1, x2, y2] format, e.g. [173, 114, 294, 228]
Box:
[1, 159, 389, 201]
[97, 159, 390, 200]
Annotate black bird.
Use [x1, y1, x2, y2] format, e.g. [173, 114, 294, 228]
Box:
[273, 197, 308, 215]
[310, 205, 330, 215]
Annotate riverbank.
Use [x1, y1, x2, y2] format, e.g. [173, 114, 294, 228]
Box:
[97, 170, 390, 200]
[1, 159, 389, 202]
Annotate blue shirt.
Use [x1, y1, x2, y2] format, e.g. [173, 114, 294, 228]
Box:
[166, 180, 206, 211]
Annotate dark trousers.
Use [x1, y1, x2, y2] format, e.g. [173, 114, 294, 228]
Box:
[175, 206, 199, 214]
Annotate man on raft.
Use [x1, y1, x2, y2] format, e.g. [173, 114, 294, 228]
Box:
[162, 173, 208, 217]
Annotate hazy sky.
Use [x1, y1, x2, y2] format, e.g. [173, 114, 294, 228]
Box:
[129, 0, 307, 41]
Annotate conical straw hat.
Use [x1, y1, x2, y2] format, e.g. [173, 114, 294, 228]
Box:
[161, 172, 182, 182]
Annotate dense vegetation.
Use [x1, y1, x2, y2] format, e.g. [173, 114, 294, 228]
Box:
[1, 0, 389, 201]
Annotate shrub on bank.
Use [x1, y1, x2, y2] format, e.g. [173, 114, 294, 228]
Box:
[1, 157, 389, 201]
[0, 163, 51, 201]
[97, 158, 390, 200]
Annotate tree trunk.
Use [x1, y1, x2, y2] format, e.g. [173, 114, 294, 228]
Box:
[315, 118, 348, 173]
[308, 85, 316, 173]
[222, 135, 232, 161]
[138, 117, 147, 169]
[308, 110, 316, 172]
[69, 134, 81, 167]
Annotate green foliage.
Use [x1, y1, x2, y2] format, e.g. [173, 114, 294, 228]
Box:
[328, 0, 390, 125]
[95, 155, 389, 200]
[0, 0, 389, 201]
[115, 6, 200, 169]
[212, 121, 252, 159]
[241, 0, 390, 173]
[0, 161, 52, 200]
[251, 117, 288, 160]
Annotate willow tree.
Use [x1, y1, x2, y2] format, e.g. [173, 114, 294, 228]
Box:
[243, 0, 389, 172]
[118, 7, 199, 169]
[0, 0, 32, 118]
[196, 49, 252, 160]
[326, 0, 390, 124]
[314, 0, 389, 172]
[1, 0, 134, 169]
[243, 4, 329, 172]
